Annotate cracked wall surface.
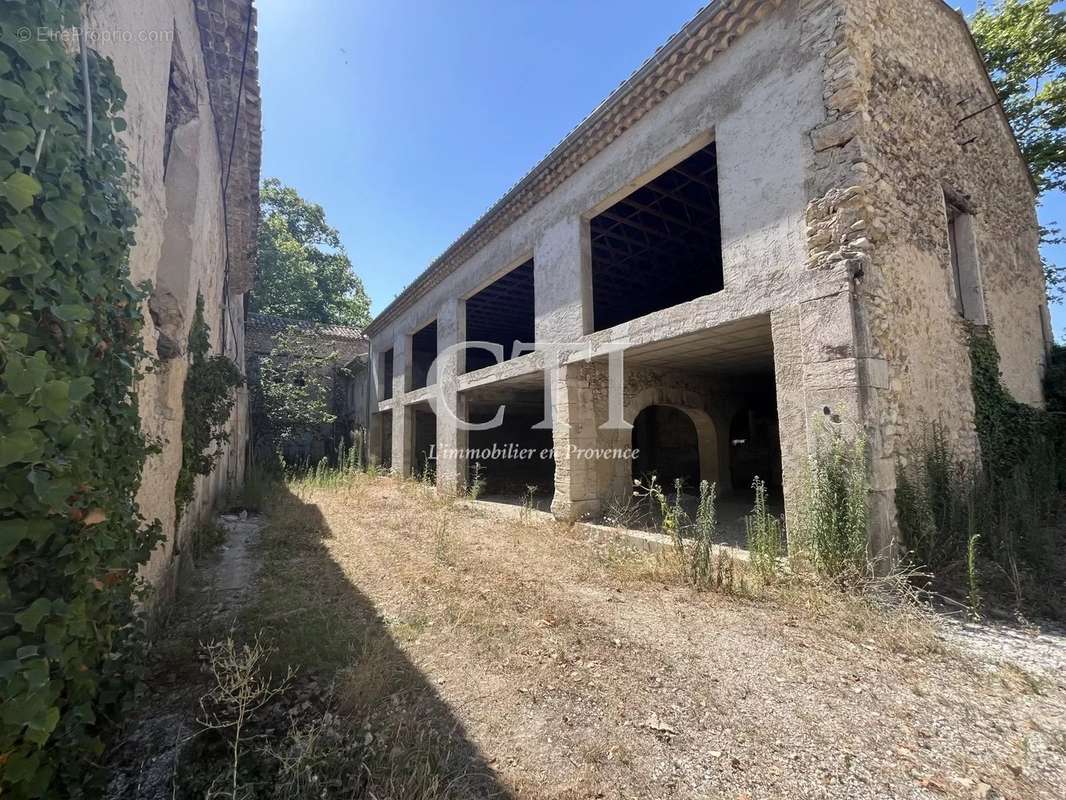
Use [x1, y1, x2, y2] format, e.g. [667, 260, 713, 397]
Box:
[86, 0, 260, 603]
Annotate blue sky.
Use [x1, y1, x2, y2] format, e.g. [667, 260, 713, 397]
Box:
[257, 0, 1065, 338]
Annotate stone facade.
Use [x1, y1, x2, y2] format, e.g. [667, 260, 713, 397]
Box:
[364, 0, 1050, 557]
[85, 0, 261, 602]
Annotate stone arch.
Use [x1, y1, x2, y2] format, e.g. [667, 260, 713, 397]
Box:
[621, 387, 721, 491]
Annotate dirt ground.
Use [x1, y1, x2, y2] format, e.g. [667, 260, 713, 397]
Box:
[111, 476, 1066, 799]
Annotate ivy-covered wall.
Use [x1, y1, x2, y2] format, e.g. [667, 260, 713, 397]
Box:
[82, 0, 259, 600]
[0, 2, 258, 793]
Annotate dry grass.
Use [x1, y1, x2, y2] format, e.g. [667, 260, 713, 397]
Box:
[238, 475, 1065, 799]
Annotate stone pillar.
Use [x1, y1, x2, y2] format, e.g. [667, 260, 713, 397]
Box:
[367, 413, 383, 468]
[390, 335, 412, 476]
[771, 290, 895, 563]
[550, 363, 602, 521]
[434, 298, 467, 494]
[534, 215, 591, 341]
[366, 344, 383, 467]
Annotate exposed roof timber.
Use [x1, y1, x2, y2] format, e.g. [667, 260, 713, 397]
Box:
[365, 0, 784, 336]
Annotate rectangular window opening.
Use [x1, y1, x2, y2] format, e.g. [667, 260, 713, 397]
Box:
[410, 320, 438, 390]
[944, 195, 985, 324]
[380, 348, 394, 400]
[590, 141, 723, 332]
[464, 258, 535, 373]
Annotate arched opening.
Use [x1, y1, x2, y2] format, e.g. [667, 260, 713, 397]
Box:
[632, 405, 701, 492]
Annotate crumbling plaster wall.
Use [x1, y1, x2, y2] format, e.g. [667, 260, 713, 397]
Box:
[86, 0, 254, 602]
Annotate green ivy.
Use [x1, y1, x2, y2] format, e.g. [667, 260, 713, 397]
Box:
[174, 293, 243, 519]
[968, 326, 1041, 478]
[0, 3, 160, 796]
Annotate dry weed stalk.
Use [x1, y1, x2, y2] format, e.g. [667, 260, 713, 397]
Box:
[198, 632, 296, 800]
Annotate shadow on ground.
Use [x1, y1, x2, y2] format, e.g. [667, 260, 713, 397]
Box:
[239, 481, 512, 798]
[107, 481, 511, 800]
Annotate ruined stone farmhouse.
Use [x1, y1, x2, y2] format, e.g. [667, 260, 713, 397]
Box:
[246, 313, 369, 464]
[364, 0, 1052, 553]
[87, 0, 261, 599]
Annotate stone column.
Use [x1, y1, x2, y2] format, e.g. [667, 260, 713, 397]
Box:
[366, 344, 383, 467]
[534, 215, 591, 341]
[550, 363, 602, 521]
[771, 290, 895, 562]
[390, 334, 412, 477]
[434, 298, 467, 494]
[367, 413, 383, 468]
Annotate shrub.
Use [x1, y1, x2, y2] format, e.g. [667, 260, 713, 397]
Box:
[251, 326, 338, 459]
[895, 328, 1066, 616]
[802, 431, 870, 581]
[689, 480, 718, 590]
[745, 476, 783, 581]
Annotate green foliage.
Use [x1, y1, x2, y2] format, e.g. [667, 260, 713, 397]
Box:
[252, 326, 338, 457]
[466, 462, 485, 500]
[969, 327, 1042, 477]
[972, 0, 1066, 194]
[897, 331, 1066, 614]
[251, 179, 371, 327]
[895, 425, 971, 569]
[745, 476, 783, 582]
[632, 475, 688, 559]
[801, 430, 870, 581]
[1043, 343, 1066, 412]
[175, 295, 243, 519]
[0, 4, 161, 795]
[971, 1, 1066, 295]
[689, 479, 718, 590]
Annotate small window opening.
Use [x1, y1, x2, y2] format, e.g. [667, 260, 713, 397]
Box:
[944, 195, 986, 324]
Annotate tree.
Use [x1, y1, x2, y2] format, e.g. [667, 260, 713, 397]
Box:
[251, 326, 339, 458]
[251, 179, 371, 327]
[971, 0, 1066, 294]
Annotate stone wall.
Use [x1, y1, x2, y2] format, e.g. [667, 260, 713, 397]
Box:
[550, 361, 752, 520]
[85, 0, 260, 603]
[855, 0, 1048, 424]
[794, 0, 1049, 554]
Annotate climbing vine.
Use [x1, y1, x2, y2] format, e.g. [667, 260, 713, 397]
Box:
[174, 294, 243, 520]
[0, 3, 159, 797]
[250, 325, 338, 460]
[968, 326, 1042, 478]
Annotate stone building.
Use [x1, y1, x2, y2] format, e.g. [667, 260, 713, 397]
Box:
[246, 313, 369, 464]
[86, 0, 261, 599]
[364, 0, 1051, 555]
